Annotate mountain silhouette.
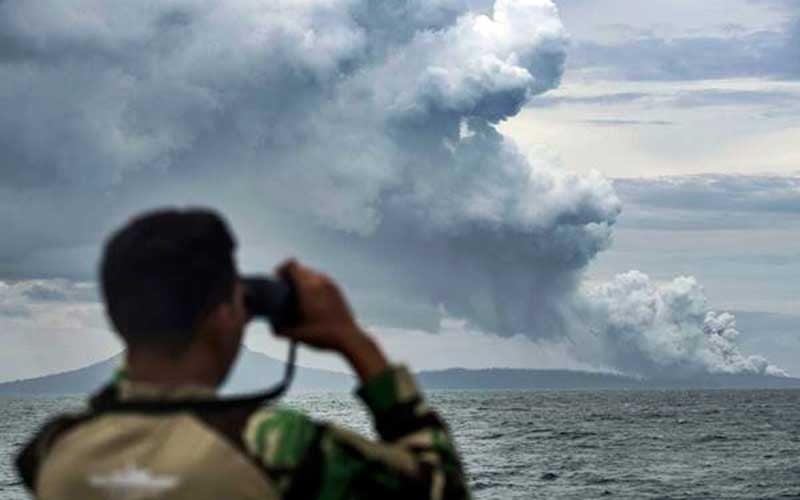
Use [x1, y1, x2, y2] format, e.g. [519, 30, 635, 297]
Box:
[1, 350, 798, 396]
[0, 348, 354, 396]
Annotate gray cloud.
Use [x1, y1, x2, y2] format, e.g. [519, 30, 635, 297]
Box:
[750, 0, 798, 10]
[670, 89, 799, 108]
[616, 175, 800, 215]
[0, 0, 783, 377]
[581, 119, 673, 126]
[530, 92, 650, 107]
[0, 280, 97, 319]
[530, 88, 800, 114]
[567, 17, 799, 81]
[609, 175, 800, 232]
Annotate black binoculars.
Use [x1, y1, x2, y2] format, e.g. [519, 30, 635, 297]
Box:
[241, 275, 298, 331]
[240, 275, 300, 401]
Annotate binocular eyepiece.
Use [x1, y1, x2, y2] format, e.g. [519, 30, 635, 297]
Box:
[241, 276, 298, 331]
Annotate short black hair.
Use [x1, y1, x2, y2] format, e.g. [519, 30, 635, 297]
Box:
[100, 208, 238, 352]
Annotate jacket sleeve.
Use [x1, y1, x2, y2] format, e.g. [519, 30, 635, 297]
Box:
[243, 365, 471, 500]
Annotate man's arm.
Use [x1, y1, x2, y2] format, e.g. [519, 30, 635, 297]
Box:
[242, 260, 471, 499]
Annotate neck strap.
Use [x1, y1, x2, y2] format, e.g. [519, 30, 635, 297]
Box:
[90, 342, 298, 413]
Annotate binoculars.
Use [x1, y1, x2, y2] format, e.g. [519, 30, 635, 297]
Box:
[239, 275, 300, 401]
[241, 275, 298, 331]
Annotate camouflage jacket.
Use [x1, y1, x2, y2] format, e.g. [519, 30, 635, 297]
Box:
[16, 365, 471, 500]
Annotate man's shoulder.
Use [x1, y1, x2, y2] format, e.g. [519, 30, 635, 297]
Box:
[17, 408, 285, 499]
[13, 398, 277, 492]
[16, 411, 94, 491]
[243, 406, 320, 470]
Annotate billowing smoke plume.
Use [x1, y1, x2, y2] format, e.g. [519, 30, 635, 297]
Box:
[577, 272, 786, 377]
[0, 0, 783, 377]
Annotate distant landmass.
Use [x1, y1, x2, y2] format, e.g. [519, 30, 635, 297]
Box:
[0, 349, 799, 396]
[0, 349, 355, 396]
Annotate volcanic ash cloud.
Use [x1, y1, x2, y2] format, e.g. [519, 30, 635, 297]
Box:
[0, 0, 784, 377]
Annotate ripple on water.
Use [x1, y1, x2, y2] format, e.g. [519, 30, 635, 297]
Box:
[694, 433, 729, 443]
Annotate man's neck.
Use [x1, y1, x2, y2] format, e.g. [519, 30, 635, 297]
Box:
[125, 348, 222, 388]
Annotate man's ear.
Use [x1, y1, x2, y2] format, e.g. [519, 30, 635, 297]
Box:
[197, 302, 242, 379]
[204, 302, 238, 340]
[192, 303, 226, 351]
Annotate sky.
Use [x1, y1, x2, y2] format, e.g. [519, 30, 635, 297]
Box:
[0, 0, 797, 380]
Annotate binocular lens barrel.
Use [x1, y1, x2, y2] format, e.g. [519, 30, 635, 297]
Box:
[241, 276, 297, 331]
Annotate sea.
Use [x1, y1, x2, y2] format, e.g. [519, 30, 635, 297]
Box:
[1, 389, 799, 499]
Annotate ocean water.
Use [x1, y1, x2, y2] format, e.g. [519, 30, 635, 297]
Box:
[2, 389, 799, 499]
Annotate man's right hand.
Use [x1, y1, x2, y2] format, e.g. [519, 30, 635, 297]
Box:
[275, 259, 389, 381]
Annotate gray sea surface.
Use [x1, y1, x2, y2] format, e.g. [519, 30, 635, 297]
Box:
[2, 389, 799, 499]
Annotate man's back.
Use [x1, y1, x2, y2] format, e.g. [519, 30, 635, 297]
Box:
[36, 412, 276, 499]
[19, 367, 471, 500]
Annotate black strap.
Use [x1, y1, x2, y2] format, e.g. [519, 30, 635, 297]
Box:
[91, 341, 297, 414]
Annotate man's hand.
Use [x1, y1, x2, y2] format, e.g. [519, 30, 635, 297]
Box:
[275, 259, 389, 381]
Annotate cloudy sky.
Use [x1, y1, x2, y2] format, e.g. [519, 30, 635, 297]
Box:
[0, 0, 797, 380]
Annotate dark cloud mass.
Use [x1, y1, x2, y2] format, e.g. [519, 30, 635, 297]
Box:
[0, 0, 784, 377]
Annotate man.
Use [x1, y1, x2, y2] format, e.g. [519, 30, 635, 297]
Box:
[16, 208, 471, 500]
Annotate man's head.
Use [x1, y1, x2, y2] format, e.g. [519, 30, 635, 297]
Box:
[100, 208, 247, 385]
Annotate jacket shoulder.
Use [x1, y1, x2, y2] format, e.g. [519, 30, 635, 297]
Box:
[16, 412, 93, 492]
[243, 407, 319, 470]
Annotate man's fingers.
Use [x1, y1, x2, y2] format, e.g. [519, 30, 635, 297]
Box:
[283, 261, 330, 293]
[277, 259, 313, 293]
[276, 258, 299, 279]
